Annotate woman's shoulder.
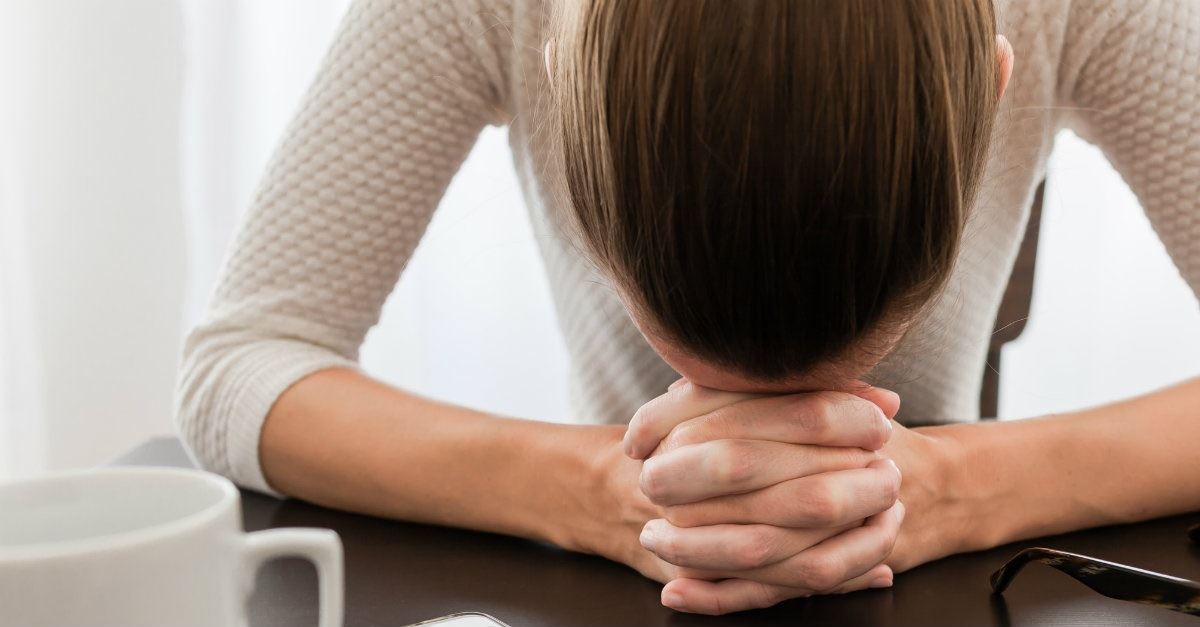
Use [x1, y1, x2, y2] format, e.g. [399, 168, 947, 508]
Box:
[994, 0, 1075, 67]
[996, 0, 1177, 75]
[436, 0, 550, 125]
[993, 0, 1148, 108]
[362, 0, 541, 125]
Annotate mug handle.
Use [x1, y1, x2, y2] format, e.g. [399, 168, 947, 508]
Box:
[242, 528, 344, 627]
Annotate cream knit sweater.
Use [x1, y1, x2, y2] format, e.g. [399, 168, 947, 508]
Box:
[176, 0, 1200, 495]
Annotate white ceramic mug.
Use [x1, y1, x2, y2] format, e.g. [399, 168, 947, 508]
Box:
[0, 467, 343, 627]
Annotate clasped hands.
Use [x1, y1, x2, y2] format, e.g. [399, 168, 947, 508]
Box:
[617, 379, 911, 615]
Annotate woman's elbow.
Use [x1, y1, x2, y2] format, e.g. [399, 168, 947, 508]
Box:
[173, 329, 235, 479]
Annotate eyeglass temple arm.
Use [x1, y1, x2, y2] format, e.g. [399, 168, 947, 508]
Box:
[990, 547, 1200, 616]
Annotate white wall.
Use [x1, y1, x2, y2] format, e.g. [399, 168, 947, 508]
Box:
[358, 128, 570, 422]
[0, 3, 1195, 479]
[999, 132, 1200, 418]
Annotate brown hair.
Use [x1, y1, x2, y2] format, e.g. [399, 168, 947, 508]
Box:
[549, 0, 999, 381]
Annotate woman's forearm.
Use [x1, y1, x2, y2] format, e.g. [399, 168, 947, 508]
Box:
[260, 367, 621, 552]
[929, 376, 1200, 553]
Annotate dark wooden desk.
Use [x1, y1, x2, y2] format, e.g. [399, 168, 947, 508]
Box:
[114, 438, 1200, 626]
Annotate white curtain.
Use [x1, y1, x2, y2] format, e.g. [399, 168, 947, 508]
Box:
[0, 1, 1195, 480]
[178, 0, 356, 326]
[0, 0, 570, 479]
[0, 0, 186, 477]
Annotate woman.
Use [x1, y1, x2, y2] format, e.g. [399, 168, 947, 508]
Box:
[176, 0, 1200, 615]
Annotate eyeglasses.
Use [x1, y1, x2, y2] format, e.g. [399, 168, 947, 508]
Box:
[989, 523, 1200, 617]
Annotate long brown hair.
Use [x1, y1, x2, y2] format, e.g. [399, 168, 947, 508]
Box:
[549, 0, 999, 380]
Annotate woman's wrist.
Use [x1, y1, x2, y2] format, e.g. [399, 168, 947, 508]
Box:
[906, 378, 1200, 566]
[883, 420, 1012, 571]
[485, 421, 623, 553]
[515, 422, 649, 561]
[565, 424, 674, 581]
[886, 423, 989, 570]
[572, 425, 651, 554]
[913, 420, 1058, 557]
[917, 423, 1010, 551]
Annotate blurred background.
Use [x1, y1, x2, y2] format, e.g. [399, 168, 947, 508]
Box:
[0, 1, 1196, 480]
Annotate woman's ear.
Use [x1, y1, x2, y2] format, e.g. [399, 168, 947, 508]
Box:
[544, 38, 556, 83]
[997, 35, 1014, 100]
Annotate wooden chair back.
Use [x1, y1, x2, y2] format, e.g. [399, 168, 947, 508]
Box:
[980, 180, 1046, 418]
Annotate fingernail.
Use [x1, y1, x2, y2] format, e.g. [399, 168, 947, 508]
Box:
[878, 409, 893, 435]
[662, 590, 686, 610]
[640, 524, 659, 551]
[870, 575, 893, 589]
[884, 458, 901, 480]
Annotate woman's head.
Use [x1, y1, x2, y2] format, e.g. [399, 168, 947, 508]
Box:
[548, 0, 1010, 391]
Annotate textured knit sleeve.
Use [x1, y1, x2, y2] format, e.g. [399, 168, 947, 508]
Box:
[1056, 0, 1200, 297]
[175, 0, 516, 494]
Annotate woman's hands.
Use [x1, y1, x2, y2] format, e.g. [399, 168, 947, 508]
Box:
[611, 380, 913, 614]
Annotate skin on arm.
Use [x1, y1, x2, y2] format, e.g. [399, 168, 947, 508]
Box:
[260, 368, 692, 587]
[260, 367, 625, 555]
[912, 376, 1200, 569]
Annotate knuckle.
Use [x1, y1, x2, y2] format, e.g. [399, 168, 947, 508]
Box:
[628, 405, 657, 439]
[829, 392, 889, 446]
[883, 504, 906, 546]
[663, 422, 700, 451]
[880, 464, 903, 501]
[865, 409, 891, 449]
[803, 554, 845, 591]
[882, 519, 901, 551]
[803, 481, 843, 526]
[655, 528, 682, 563]
[712, 441, 755, 487]
[736, 527, 776, 569]
[887, 475, 902, 502]
[628, 403, 650, 431]
[792, 396, 834, 440]
[639, 461, 670, 504]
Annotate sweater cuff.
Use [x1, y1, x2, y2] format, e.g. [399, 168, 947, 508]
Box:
[223, 343, 357, 496]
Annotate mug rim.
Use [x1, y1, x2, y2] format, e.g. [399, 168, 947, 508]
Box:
[0, 466, 240, 562]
